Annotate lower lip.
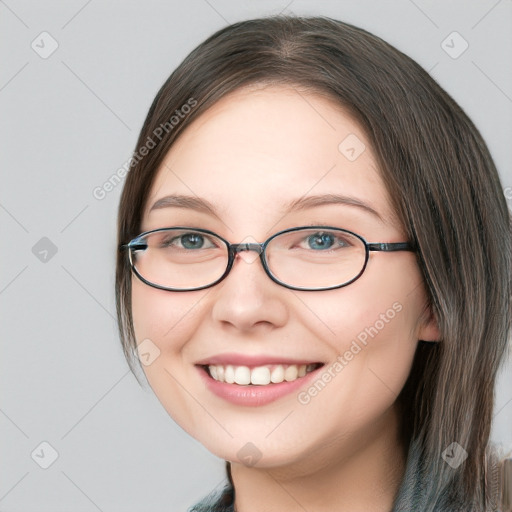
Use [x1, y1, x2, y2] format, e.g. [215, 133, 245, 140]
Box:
[196, 365, 324, 407]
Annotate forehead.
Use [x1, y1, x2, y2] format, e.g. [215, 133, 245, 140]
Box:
[143, 86, 399, 232]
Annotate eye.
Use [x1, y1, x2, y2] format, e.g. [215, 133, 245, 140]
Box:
[303, 231, 353, 251]
[306, 232, 337, 250]
[162, 232, 217, 250]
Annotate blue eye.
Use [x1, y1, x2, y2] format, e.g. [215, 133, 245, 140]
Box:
[180, 233, 205, 249]
[307, 232, 335, 250]
[161, 232, 217, 250]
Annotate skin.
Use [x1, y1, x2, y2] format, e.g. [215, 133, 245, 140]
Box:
[131, 85, 440, 512]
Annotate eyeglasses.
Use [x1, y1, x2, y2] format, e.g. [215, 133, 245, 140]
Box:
[122, 226, 415, 292]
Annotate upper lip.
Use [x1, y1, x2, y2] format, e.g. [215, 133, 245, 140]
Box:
[195, 353, 324, 367]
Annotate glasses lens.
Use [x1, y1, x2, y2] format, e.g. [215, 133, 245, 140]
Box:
[265, 228, 367, 289]
[130, 229, 229, 290]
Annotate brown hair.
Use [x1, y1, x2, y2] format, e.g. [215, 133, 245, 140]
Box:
[116, 16, 512, 509]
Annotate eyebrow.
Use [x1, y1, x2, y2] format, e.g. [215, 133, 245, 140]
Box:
[284, 194, 383, 221]
[148, 193, 383, 221]
[149, 195, 218, 215]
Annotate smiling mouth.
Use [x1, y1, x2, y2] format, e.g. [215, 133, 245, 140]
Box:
[201, 362, 324, 386]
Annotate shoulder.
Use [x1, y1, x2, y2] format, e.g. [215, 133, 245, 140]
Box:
[393, 439, 509, 511]
[188, 483, 234, 512]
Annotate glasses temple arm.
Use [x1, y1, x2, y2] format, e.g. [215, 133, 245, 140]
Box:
[368, 242, 416, 252]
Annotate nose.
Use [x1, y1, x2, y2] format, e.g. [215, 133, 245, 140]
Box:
[210, 251, 289, 333]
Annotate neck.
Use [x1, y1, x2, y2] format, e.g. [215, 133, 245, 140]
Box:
[231, 404, 406, 512]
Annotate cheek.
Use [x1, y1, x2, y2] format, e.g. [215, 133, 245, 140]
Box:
[297, 262, 425, 396]
[131, 277, 207, 354]
[130, 278, 211, 437]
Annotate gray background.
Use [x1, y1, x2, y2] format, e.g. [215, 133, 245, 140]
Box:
[1, 1, 511, 511]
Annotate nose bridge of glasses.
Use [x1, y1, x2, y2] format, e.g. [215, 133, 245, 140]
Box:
[231, 242, 264, 254]
[230, 242, 264, 264]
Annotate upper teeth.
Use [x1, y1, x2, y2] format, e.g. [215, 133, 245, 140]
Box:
[208, 363, 318, 386]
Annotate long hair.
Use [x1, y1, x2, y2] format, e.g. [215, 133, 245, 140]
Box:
[116, 16, 512, 510]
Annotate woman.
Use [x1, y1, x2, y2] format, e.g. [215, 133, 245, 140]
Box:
[115, 16, 511, 511]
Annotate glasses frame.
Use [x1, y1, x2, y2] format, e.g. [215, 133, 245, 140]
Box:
[121, 226, 416, 292]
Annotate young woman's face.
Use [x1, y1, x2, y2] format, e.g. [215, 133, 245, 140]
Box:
[131, 86, 438, 469]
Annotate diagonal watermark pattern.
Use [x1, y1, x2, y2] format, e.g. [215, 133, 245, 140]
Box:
[1, 1, 510, 510]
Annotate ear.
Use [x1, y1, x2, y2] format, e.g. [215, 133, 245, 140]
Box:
[417, 305, 441, 342]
